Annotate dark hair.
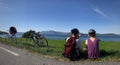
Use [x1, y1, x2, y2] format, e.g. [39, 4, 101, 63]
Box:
[71, 28, 79, 35]
[9, 26, 17, 34]
[89, 33, 96, 37]
[88, 29, 96, 37]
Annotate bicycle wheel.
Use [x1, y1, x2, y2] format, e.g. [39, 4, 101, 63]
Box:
[5, 34, 17, 43]
[26, 38, 33, 43]
[5, 34, 11, 42]
[37, 37, 48, 47]
[11, 35, 17, 43]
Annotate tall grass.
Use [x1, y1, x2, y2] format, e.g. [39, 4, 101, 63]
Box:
[0, 37, 120, 61]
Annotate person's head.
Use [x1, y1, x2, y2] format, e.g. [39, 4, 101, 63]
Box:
[71, 28, 80, 38]
[88, 29, 96, 37]
[9, 26, 17, 35]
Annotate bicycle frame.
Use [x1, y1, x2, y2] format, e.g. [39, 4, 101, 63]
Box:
[27, 32, 48, 47]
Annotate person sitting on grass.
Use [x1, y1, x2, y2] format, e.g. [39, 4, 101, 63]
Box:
[63, 28, 82, 61]
[85, 29, 100, 60]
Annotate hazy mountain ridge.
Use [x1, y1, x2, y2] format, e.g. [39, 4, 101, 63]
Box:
[40, 30, 70, 35]
[0, 31, 7, 34]
[40, 31, 120, 36]
[0, 30, 120, 36]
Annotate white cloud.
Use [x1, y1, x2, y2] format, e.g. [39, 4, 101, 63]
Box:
[93, 7, 108, 18]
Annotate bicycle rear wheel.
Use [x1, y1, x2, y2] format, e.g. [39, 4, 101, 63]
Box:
[5, 34, 11, 42]
[36, 37, 48, 47]
[5, 34, 17, 43]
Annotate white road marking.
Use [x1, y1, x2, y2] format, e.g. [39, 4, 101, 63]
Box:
[0, 46, 20, 56]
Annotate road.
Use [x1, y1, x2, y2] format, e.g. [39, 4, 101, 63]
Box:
[0, 42, 120, 65]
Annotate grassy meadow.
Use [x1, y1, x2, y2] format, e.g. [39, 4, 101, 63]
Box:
[0, 37, 120, 61]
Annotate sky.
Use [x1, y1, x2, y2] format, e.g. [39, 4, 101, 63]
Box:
[0, 0, 120, 34]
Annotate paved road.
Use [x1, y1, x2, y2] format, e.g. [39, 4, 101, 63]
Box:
[0, 42, 120, 65]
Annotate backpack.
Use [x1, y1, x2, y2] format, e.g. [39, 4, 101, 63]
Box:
[63, 37, 77, 61]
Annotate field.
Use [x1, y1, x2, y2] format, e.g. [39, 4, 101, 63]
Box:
[0, 37, 120, 61]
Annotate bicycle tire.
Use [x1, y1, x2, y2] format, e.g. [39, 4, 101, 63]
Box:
[5, 34, 17, 43]
[12, 35, 17, 43]
[26, 38, 33, 43]
[36, 37, 48, 47]
[5, 34, 11, 42]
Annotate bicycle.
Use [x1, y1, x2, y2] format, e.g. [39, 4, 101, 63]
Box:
[5, 33, 17, 43]
[5, 27, 17, 43]
[26, 31, 48, 47]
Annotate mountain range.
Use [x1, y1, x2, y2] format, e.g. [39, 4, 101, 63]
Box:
[0, 30, 120, 36]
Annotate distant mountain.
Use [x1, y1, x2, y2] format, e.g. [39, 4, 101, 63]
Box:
[40, 30, 120, 36]
[41, 30, 70, 36]
[14, 30, 120, 36]
[0, 30, 24, 35]
[16, 32, 23, 35]
[0, 31, 7, 34]
[98, 33, 120, 36]
[101, 33, 118, 35]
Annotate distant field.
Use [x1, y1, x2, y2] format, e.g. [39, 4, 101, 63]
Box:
[0, 37, 120, 61]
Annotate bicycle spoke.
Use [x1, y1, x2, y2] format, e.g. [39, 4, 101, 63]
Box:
[37, 37, 48, 47]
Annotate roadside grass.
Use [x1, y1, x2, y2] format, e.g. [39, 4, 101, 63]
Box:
[0, 37, 120, 61]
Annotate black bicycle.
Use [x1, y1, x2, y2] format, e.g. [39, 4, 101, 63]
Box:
[26, 32, 48, 47]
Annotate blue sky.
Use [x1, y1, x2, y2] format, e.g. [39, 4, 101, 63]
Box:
[0, 0, 120, 34]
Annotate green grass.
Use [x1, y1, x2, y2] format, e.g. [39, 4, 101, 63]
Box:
[0, 37, 120, 61]
[99, 41, 120, 61]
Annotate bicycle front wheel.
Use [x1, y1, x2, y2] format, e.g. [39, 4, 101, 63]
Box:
[5, 34, 11, 42]
[5, 34, 17, 43]
[37, 37, 48, 47]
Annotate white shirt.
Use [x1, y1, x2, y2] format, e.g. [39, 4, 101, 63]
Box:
[76, 39, 81, 48]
